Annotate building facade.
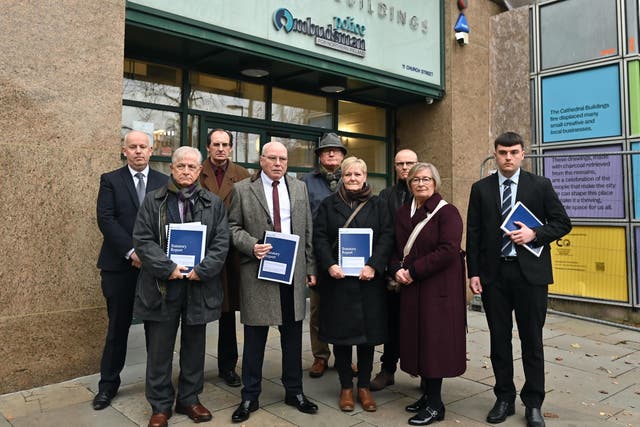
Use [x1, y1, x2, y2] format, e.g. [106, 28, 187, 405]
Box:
[4, 0, 635, 394]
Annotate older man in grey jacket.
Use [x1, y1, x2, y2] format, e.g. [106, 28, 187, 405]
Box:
[228, 141, 318, 423]
[133, 146, 229, 427]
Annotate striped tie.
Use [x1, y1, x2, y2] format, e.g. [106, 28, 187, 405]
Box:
[501, 179, 513, 257]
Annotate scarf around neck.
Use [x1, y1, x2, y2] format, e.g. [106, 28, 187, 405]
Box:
[166, 176, 201, 222]
[319, 165, 341, 192]
[338, 182, 372, 208]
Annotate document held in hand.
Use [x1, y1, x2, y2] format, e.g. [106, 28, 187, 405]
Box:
[500, 201, 543, 257]
[258, 231, 300, 285]
[166, 222, 207, 273]
[338, 228, 373, 276]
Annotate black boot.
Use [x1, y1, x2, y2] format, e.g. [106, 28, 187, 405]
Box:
[408, 404, 445, 426]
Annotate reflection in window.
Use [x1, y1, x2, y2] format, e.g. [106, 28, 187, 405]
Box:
[122, 106, 180, 158]
[189, 72, 266, 119]
[269, 136, 316, 169]
[626, 0, 638, 54]
[187, 115, 198, 148]
[272, 88, 333, 128]
[338, 101, 386, 137]
[123, 59, 182, 106]
[341, 137, 387, 174]
[540, 0, 617, 70]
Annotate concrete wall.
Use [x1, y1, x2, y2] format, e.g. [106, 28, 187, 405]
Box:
[0, 0, 126, 393]
[396, 0, 505, 222]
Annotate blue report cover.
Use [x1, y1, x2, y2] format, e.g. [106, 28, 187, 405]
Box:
[166, 222, 207, 273]
[258, 231, 299, 285]
[338, 228, 373, 276]
[500, 201, 543, 257]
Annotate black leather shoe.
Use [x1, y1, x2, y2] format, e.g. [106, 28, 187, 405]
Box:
[92, 389, 116, 410]
[525, 407, 546, 427]
[284, 393, 318, 414]
[486, 400, 515, 423]
[219, 370, 242, 387]
[231, 400, 259, 423]
[408, 404, 445, 426]
[406, 394, 428, 413]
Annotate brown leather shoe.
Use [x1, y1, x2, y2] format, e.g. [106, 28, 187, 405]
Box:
[369, 370, 395, 391]
[309, 357, 328, 378]
[175, 402, 212, 423]
[358, 387, 377, 412]
[339, 388, 354, 412]
[148, 412, 171, 427]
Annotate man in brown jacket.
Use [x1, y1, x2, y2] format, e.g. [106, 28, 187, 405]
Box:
[200, 129, 250, 387]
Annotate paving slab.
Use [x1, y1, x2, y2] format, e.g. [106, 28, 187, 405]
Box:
[9, 401, 138, 427]
[0, 381, 93, 420]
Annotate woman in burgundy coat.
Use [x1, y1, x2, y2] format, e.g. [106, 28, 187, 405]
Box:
[388, 162, 466, 426]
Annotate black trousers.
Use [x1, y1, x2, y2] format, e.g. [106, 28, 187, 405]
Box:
[380, 289, 401, 374]
[98, 268, 138, 393]
[334, 344, 374, 389]
[481, 260, 548, 408]
[217, 310, 239, 373]
[241, 321, 303, 401]
[144, 289, 207, 414]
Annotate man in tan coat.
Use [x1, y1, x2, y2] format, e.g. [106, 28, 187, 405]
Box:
[200, 129, 250, 387]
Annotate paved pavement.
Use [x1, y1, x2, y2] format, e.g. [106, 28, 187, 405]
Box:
[0, 307, 638, 426]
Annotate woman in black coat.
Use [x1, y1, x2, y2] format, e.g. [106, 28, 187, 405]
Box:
[313, 156, 394, 413]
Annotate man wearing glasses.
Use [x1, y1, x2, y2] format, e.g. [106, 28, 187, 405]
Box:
[370, 148, 419, 391]
[228, 141, 318, 423]
[200, 129, 250, 388]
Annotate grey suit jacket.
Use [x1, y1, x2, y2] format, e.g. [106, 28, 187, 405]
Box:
[228, 173, 316, 326]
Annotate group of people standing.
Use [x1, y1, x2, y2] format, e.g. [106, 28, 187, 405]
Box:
[94, 128, 570, 427]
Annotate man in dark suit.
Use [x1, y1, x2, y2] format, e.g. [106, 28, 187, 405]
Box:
[200, 129, 250, 387]
[94, 130, 167, 410]
[466, 131, 571, 427]
[228, 141, 318, 423]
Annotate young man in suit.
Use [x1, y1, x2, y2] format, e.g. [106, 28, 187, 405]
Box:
[228, 141, 318, 423]
[94, 130, 167, 410]
[199, 129, 250, 387]
[466, 131, 571, 427]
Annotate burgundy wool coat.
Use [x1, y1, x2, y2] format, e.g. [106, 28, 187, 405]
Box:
[389, 192, 467, 379]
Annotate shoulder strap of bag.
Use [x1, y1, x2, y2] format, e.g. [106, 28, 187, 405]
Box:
[342, 200, 368, 228]
[402, 199, 448, 262]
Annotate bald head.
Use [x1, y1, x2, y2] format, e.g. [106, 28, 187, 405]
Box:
[394, 149, 418, 181]
[260, 141, 288, 180]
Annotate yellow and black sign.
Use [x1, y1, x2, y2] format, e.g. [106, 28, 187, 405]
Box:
[551, 226, 628, 302]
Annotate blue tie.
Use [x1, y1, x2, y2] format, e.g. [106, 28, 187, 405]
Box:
[501, 179, 513, 257]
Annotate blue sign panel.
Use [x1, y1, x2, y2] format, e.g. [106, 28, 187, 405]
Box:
[541, 65, 621, 143]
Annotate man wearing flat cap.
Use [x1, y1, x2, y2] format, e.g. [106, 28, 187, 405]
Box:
[301, 132, 347, 378]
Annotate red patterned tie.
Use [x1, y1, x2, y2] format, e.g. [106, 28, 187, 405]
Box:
[272, 180, 281, 232]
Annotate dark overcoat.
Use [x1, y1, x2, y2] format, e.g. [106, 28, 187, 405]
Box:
[314, 192, 394, 346]
[200, 160, 250, 312]
[389, 193, 467, 378]
[132, 186, 229, 325]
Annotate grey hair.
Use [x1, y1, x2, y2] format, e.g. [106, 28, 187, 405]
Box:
[407, 162, 441, 192]
[172, 146, 203, 164]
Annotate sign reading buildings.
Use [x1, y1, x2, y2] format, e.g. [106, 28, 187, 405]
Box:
[129, 0, 443, 89]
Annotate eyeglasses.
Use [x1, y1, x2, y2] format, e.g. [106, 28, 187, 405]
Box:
[262, 155, 288, 163]
[210, 143, 230, 148]
[395, 161, 417, 167]
[174, 163, 200, 171]
[411, 177, 433, 184]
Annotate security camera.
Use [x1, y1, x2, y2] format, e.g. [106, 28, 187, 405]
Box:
[455, 31, 469, 45]
[425, 97, 434, 104]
